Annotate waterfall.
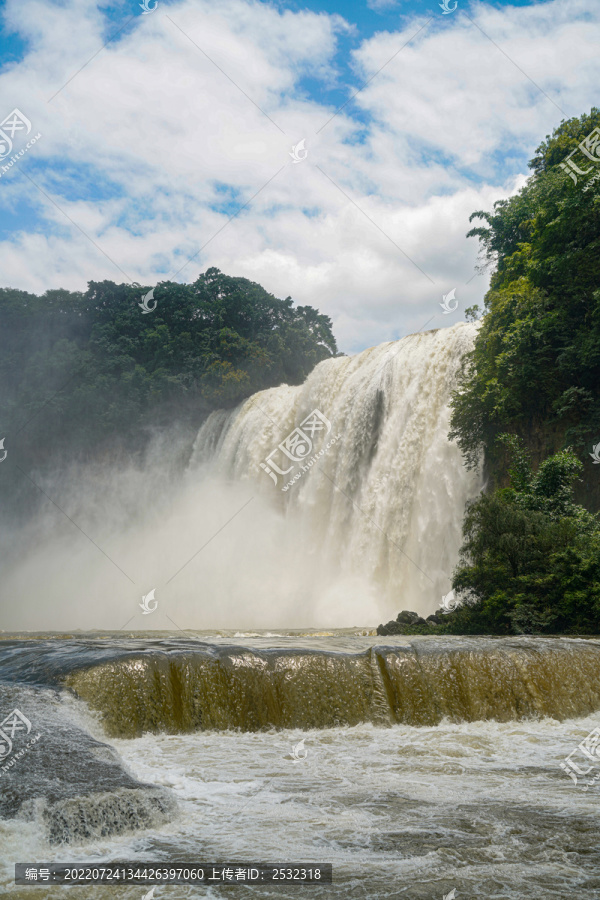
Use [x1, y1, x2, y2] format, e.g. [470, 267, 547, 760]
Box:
[190, 321, 483, 620]
[0, 322, 482, 631]
[64, 637, 600, 735]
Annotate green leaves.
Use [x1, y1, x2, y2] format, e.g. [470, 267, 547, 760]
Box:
[0, 269, 338, 465]
[450, 109, 600, 505]
[446, 440, 600, 635]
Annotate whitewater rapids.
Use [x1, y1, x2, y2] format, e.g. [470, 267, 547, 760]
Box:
[3, 633, 600, 899]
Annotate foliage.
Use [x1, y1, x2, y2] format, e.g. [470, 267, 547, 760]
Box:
[445, 438, 600, 635]
[0, 268, 338, 466]
[449, 109, 600, 481]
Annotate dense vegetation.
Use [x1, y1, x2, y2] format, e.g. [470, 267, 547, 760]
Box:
[449, 108, 600, 507]
[0, 268, 337, 466]
[445, 437, 600, 634]
[379, 437, 600, 638]
[445, 109, 600, 634]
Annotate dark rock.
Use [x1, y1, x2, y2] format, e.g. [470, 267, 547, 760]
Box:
[396, 610, 428, 626]
[377, 620, 408, 635]
[396, 610, 420, 624]
[377, 620, 410, 635]
[377, 611, 428, 635]
[0, 685, 176, 843]
[426, 614, 442, 625]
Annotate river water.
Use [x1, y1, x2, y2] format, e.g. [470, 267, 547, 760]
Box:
[1, 631, 599, 899]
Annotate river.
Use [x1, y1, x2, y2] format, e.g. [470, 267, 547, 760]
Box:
[1, 631, 599, 899]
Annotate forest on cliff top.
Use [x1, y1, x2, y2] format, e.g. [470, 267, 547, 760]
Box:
[446, 109, 600, 634]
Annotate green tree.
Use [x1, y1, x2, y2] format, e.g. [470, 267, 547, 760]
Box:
[446, 438, 600, 635]
[450, 109, 600, 510]
[0, 269, 338, 469]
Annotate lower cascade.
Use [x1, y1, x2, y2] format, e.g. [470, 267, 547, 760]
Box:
[191, 321, 483, 620]
[65, 638, 600, 736]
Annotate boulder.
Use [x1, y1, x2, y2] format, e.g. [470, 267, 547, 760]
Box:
[376, 611, 428, 634]
[0, 686, 175, 844]
[396, 610, 421, 624]
[377, 620, 406, 635]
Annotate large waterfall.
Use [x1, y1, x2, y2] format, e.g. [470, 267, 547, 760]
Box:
[190, 321, 483, 623]
[1, 321, 482, 631]
[3, 326, 598, 900]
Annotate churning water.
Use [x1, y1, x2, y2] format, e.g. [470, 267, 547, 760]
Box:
[1, 325, 599, 897]
[2, 633, 600, 899]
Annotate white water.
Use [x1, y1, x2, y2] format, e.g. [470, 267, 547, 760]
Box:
[190, 321, 483, 621]
[3, 686, 598, 899]
[0, 322, 482, 630]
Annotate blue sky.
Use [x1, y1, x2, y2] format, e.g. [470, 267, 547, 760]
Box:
[0, 0, 596, 351]
[0, 0, 558, 144]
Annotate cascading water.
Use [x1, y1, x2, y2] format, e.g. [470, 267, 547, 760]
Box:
[3, 322, 600, 898]
[190, 321, 483, 620]
[0, 323, 482, 631]
[63, 637, 600, 736]
[0, 322, 481, 632]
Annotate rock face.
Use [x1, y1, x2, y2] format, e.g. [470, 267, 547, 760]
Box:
[0, 685, 176, 844]
[376, 610, 430, 635]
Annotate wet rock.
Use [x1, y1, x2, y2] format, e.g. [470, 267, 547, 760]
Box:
[377, 611, 428, 634]
[377, 620, 407, 635]
[396, 610, 422, 624]
[0, 686, 176, 843]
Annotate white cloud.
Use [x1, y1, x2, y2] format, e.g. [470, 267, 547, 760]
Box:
[0, 0, 598, 352]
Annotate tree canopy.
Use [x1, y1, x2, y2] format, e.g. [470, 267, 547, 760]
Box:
[449, 109, 600, 513]
[0, 268, 338, 467]
[445, 437, 600, 635]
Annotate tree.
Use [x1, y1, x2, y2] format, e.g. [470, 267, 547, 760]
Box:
[449, 109, 600, 511]
[445, 437, 600, 635]
[0, 269, 338, 469]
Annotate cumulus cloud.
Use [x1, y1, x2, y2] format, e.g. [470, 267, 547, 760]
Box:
[0, 0, 598, 351]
